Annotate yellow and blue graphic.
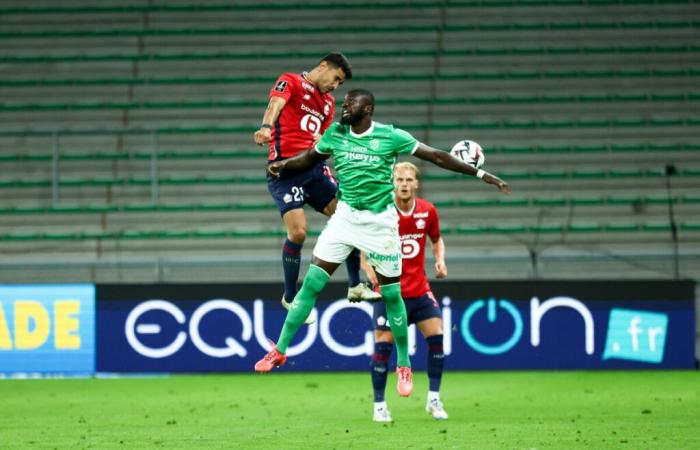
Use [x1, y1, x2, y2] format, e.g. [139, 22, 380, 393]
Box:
[0, 284, 95, 373]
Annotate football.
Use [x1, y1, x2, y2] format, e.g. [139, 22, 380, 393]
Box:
[450, 139, 485, 169]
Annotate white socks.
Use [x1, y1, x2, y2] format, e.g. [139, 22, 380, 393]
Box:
[428, 391, 440, 403]
[374, 401, 388, 411]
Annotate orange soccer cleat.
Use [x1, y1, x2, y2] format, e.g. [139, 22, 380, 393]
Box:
[254, 344, 287, 373]
[396, 366, 413, 397]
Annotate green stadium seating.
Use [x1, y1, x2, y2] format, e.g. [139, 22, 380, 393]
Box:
[1, 0, 698, 282]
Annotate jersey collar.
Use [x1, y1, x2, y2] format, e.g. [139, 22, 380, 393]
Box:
[349, 121, 375, 138]
[396, 199, 416, 217]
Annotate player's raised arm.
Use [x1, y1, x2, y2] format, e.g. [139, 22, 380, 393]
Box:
[254, 96, 287, 145]
[267, 148, 328, 177]
[413, 143, 511, 194]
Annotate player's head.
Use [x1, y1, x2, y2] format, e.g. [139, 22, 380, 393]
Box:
[340, 89, 374, 125]
[315, 52, 353, 94]
[393, 162, 420, 202]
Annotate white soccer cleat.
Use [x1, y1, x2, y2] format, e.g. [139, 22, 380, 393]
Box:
[280, 295, 315, 325]
[347, 283, 382, 302]
[426, 398, 448, 420]
[373, 404, 393, 423]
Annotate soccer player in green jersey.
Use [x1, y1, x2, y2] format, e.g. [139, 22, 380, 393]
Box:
[255, 89, 510, 398]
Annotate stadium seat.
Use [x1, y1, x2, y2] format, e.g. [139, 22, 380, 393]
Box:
[0, 0, 698, 282]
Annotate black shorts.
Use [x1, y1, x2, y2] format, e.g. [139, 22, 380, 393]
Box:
[372, 291, 442, 331]
[266, 161, 338, 216]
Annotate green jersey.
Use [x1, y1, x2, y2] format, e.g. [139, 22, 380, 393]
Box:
[315, 121, 418, 212]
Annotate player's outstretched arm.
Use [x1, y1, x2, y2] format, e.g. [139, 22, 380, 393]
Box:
[413, 143, 511, 194]
[268, 149, 328, 177]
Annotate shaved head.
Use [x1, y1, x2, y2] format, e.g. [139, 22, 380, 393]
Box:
[347, 89, 374, 107]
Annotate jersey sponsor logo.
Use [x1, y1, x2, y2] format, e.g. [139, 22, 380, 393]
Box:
[342, 151, 380, 164]
[400, 233, 425, 240]
[401, 239, 420, 259]
[413, 212, 429, 218]
[416, 219, 426, 230]
[367, 251, 400, 263]
[274, 80, 288, 92]
[302, 82, 315, 93]
[323, 103, 331, 115]
[300, 103, 325, 121]
[301, 114, 322, 134]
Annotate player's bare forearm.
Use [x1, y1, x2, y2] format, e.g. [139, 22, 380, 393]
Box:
[254, 97, 286, 145]
[432, 237, 447, 279]
[268, 149, 326, 176]
[414, 144, 511, 194]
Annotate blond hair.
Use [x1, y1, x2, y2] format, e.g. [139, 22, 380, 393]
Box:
[393, 161, 420, 179]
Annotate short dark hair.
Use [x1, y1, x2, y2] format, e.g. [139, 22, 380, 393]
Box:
[321, 52, 353, 79]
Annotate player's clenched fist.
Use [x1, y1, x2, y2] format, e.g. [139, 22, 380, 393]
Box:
[254, 126, 272, 146]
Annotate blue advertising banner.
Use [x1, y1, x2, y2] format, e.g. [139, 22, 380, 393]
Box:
[96, 281, 696, 372]
[0, 284, 95, 373]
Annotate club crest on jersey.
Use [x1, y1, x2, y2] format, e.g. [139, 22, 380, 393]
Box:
[416, 218, 426, 229]
[369, 139, 380, 150]
[274, 80, 288, 92]
[283, 193, 293, 203]
[303, 94, 311, 100]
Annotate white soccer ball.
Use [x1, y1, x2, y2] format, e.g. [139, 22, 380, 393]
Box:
[450, 140, 485, 169]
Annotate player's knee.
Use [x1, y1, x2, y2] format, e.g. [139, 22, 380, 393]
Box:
[379, 283, 402, 305]
[287, 226, 307, 243]
[375, 330, 394, 344]
[322, 199, 338, 216]
[420, 319, 443, 337]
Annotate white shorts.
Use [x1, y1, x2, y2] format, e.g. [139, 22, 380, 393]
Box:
[313, 200, 402, 278]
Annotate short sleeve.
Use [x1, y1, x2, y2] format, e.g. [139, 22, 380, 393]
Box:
[314, 123, 339, 155]
[428, 203, 441, 242]
[269, 74, 296, 102]
[392, 127, 419, 155]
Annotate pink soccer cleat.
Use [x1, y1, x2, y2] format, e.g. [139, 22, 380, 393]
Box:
[254, 344, 287, 373]
[396, 366, 413, 397]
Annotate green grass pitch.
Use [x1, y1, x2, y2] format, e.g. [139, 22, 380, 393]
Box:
[1, 371, 698, 449]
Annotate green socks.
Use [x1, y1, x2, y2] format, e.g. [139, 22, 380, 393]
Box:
[275, 267, 410, 369]
[276, 264, 330, 353]
[380, 282, 411, 367]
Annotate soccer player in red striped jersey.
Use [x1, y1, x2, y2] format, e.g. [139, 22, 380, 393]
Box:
[254, 53, 380, 321]
[363, 161, 449, 422]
